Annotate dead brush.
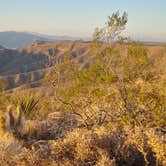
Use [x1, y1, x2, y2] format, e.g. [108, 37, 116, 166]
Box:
[146, 128, 166, 166]
[49, 126, 147, 166]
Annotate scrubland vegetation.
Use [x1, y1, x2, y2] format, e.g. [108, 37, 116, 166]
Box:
[0, 12, 166, 166]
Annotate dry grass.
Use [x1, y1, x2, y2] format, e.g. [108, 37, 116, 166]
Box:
[0, 113, 165, 166]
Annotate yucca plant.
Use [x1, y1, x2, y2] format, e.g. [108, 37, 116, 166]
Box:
[13, 94, 39, 117]
[5, 94, 39, 139]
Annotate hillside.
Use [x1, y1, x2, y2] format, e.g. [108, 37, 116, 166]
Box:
[0, 40, 166, 90]
[0, 41, 93, 89]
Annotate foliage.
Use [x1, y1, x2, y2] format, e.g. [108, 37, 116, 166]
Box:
[93, 11, 128, 43]
[50, 12, 166, 129]
[12, 93, 39, 117]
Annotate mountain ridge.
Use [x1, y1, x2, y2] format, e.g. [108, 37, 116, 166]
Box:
[0, 31, 91, 49]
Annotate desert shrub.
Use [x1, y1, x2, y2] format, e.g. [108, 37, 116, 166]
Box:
[48, 12, 166, 131]
[146, 129, 166, 166]
[48, 126, 148, 165]
[50, 43, 165, 129]
[0, 120, 165, 165]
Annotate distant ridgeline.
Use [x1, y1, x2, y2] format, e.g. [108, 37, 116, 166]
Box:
[0, 31, 52, 49]
[0, 31, 86, 49]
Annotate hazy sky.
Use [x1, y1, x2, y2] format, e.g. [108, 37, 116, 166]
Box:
[0, 0, 166, 41]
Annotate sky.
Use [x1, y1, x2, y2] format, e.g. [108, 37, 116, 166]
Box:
[0, 0, 166, 42]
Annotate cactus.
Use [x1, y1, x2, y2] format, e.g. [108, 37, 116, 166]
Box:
[1, 95, 39, 140]
[7, 106, 24, 139]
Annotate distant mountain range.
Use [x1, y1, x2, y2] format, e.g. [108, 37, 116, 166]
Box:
[0, 31, 165, 49]
[0, 31, 90, 49]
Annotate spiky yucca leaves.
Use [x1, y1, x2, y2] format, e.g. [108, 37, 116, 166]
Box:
[6, 94, 39, 139]
[13, 94, 39, 117]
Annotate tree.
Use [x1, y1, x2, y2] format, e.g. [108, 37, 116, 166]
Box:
[50, 11, 166, 129]
[93, 11, 128, 43]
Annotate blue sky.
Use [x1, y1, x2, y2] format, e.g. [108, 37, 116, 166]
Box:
[0, 0, 166, 41]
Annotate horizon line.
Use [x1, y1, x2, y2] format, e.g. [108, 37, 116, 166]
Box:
[0, 30, 166, 43]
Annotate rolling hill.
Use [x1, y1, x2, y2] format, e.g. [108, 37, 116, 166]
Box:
[0, 40, 165, 90]
[0, 41, 93, 89]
